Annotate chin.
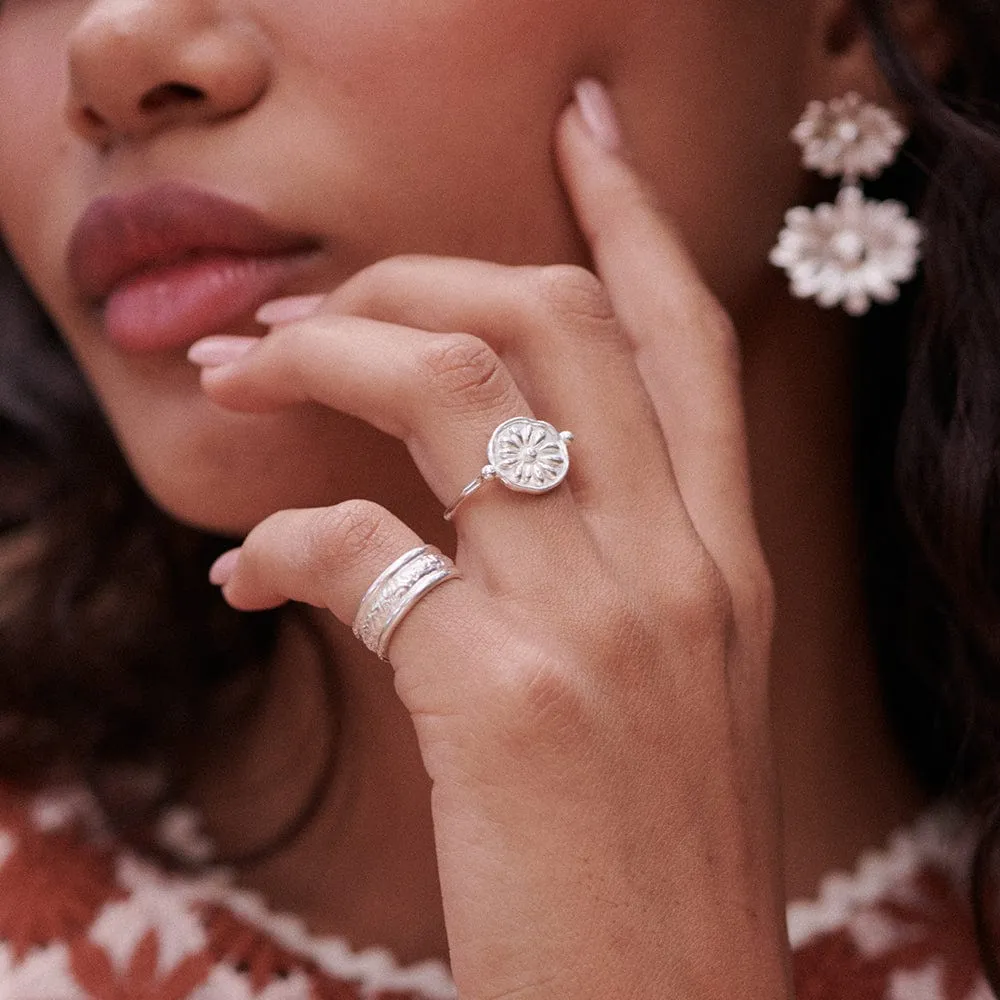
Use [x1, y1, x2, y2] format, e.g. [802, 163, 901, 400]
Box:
[107, 401, 417, 538]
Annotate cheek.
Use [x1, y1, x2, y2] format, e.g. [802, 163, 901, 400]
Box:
[612, 5, 809, 314]
[262, 0, 806, 308]
[43, 339, 426, 535]
[257, 0, 606, 266]
[0, 4, 88, 325]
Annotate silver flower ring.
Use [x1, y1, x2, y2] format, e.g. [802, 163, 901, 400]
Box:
[442, 417, 575, 521]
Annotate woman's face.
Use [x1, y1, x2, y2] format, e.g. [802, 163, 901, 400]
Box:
[0, 0, 809, 535]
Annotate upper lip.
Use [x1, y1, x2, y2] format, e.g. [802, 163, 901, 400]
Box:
[67, 180, 321, 304]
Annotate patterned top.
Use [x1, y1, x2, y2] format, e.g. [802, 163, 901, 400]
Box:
[0, 783, 989, 1000]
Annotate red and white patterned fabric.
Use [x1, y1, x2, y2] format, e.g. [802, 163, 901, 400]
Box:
[0, 783, 989, 1000]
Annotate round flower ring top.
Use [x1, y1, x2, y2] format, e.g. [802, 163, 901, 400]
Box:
[488, 418, 572, 493]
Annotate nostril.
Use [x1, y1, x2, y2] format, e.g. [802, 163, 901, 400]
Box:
[139, 82, 205, 113]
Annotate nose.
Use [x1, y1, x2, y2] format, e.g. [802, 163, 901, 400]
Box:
[65, 0, 270, 149]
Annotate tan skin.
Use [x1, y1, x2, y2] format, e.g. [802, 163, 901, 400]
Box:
[0, 0, 952, 996]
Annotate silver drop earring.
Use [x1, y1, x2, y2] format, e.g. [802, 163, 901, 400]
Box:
[769, 92, 922, 316]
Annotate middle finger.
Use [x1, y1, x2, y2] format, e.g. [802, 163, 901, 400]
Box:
[319, 255, 686, 534]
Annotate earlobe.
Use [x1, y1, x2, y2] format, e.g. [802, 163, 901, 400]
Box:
[822, 2, 864, 59]
[884, 0, 958, 82]
[809, 0, 957, 107]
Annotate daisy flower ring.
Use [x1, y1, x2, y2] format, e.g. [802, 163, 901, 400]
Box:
[442, 417, 575, 521]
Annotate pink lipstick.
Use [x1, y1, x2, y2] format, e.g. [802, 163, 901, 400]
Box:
[67, 182, 321, 353]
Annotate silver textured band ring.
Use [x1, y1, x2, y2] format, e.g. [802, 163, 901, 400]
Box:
[442, 417, 574, 521]
[352, 545, 461, 660]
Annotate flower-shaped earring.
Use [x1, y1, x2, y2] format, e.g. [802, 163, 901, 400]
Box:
[769, 93, 922, 316]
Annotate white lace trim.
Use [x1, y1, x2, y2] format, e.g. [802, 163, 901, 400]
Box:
[785, 803, 978, 949]
[148, 801, 974, 997]
[26, 786, 458, 999]
[19, 787, 979, 997]
[201, 881, 457, 1000]
[101, 854, 457, 999]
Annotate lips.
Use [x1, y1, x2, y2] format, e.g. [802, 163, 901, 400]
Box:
[67, 181, 322, 352]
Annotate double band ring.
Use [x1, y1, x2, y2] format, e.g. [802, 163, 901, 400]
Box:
[352, 545, 461, 660]
[443, 417, 574, 521]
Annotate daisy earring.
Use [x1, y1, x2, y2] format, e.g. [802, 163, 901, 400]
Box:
[769, 92, 923, 316]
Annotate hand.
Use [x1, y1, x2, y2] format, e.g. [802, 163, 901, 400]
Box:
[191, 80, 789, 1000]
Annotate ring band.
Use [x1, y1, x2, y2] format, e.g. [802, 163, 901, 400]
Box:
[443, 416, 574, 521]
[352, 545, 461, 660]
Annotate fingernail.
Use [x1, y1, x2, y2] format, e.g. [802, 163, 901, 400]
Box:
[256, 294, 325, 326]
[209, 548, 241, 587]
[573, 78, 623, 153]
[188, 336, 259, 368]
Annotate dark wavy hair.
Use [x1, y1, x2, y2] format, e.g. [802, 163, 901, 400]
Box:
[4, 0, 1000, 979]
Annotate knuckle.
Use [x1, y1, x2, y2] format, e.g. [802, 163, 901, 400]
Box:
[688, 293, 740, 368]
[530, 264, 616, 328]
[661, 550, 734, 638]
[703, 295, 737, 340]
[340, 259, 395, 307]
[602, 594, 661, 658]
[266, 318, 319, 366]
[359, 254, 413, 290]
[419, 334, 513, 413]
[704, 298, 739, 348]
[496, 645, 595, 751]
[337, 254, 423, 311]
[307, 500, 386, 570]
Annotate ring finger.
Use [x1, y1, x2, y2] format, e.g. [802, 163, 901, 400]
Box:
[216, 499, 502, 693]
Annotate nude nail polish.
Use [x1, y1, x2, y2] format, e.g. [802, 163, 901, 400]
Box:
[209, 549, 240, 587]
[187, 336, 259, 367]
[255, 294, 325, 325]
[574, 78, 623, 153]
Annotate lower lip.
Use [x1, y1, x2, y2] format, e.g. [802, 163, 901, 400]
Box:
[101, 251, 318, 353]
